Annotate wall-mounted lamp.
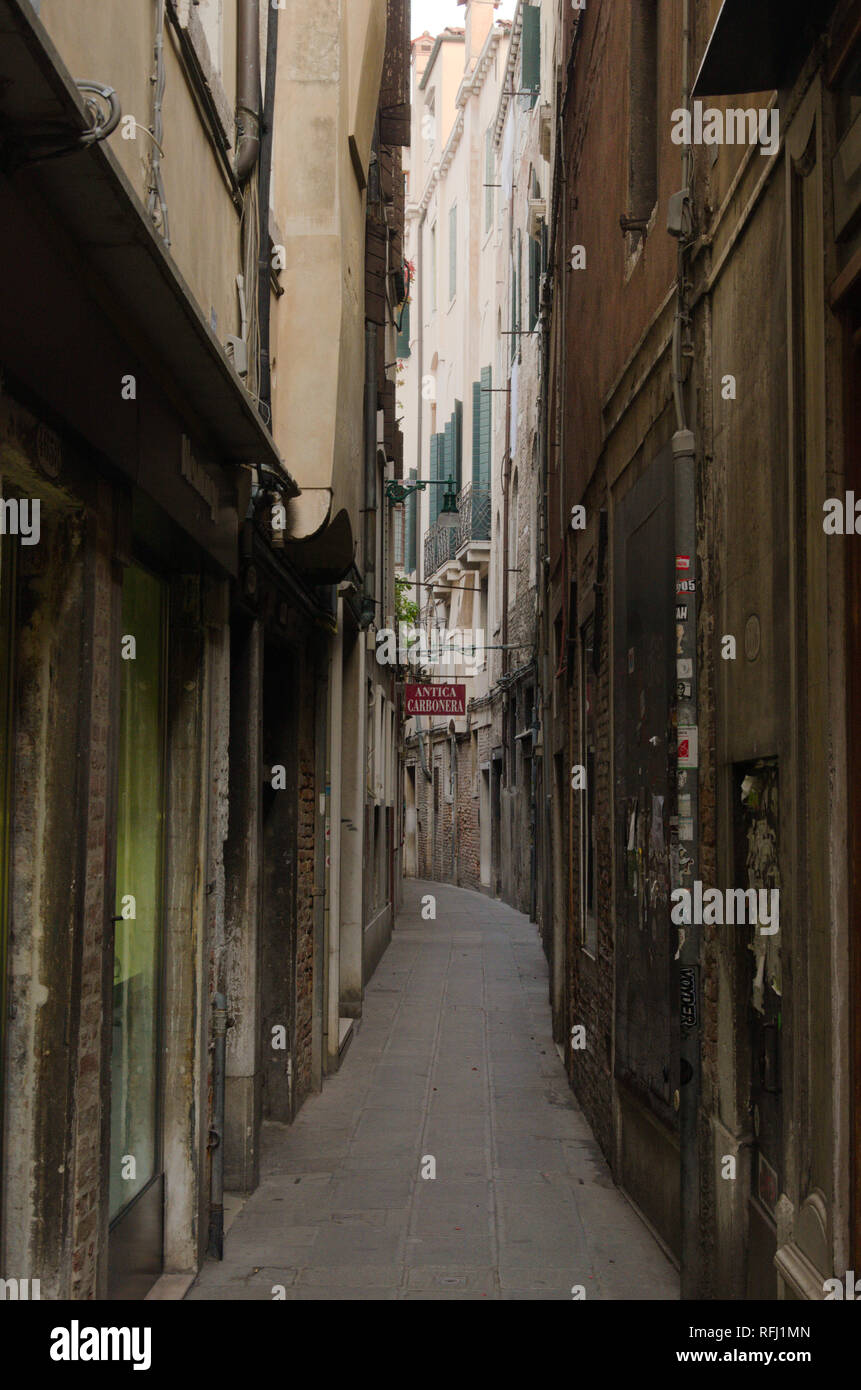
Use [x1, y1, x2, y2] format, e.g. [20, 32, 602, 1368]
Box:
[385, 477, 459, 528]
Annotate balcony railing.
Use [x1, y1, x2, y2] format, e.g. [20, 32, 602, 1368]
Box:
[423, 486, 492, 579]
[423, 518, 458, 579]
[456, 484, 491, 551]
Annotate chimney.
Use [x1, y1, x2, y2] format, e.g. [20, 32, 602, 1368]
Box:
[412, 30, 435, 84]
[460, 0, 498, 70]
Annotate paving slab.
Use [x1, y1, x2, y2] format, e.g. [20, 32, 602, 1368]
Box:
[188, 879, 679, 1302]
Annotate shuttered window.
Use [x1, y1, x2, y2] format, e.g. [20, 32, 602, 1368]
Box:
[454, 399, 463, 490]
[429, 434, 441, 525]
[444, 418, 455, 490]
[396, 298, 410, 358]
[529, 231, 541, 330]
[521, 4, 541, 106]
[393, 505, 405, 568]
[472, 368, 492, 490]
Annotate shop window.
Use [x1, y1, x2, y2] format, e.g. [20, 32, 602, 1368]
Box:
[580, 617, 597, 955]
[110, 563, 168, 1222]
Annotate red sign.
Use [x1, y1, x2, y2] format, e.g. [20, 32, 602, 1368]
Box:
[404, 683, 466, 717]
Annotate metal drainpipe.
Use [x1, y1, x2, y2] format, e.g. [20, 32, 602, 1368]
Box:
[365, 324, 378, 618]
[415, 715, 432, 783]
[256, 0, 279, 421]
[416, 208, 425, 594]
[502, 180, 515, 682]
[207, 992, 228, 1258]
[673, 0, 701, 1301]
[235, 0, 261, 182]
[147, 0, 170, 246]
[450, 726, 457, 882]
[530, 700, 538, 921]
[312, 650, 328, 1090]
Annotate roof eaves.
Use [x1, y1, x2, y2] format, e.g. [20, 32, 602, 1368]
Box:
[494, 0, 524, 147]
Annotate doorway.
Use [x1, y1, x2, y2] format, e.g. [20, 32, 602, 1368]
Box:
[491, 749, 502, 897]
[405, 765, 417, 877]
[479, 766, 491, 887]
[0, 530, 15, 1250]
[108, 562, 168, 1298]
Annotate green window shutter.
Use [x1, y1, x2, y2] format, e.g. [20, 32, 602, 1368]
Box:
[529, 233, 541, 330]
[429, 434, 440, 525]
[472, 381, 482, 488]
[396, 297, 411, 358]
[485, 128, 494, 231]
[449, 203, 457, 300]
[407, 468, 417, 573]
[454, 400, 463, 491]
[436, 431, 446, 524]
[516, 231, 522, 348]
[480, 366, 492, 491]
[521, 4, 540, 106]
[444, 418, 455, 496]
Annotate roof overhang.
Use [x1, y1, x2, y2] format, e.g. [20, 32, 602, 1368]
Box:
[0, 0, 296, 493]
[693, 0, 840, 97]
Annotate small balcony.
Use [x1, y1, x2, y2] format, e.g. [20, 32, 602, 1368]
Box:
[423, 518, 458, 580]
[423, 485, 492, 581]
[456, 484, 490, 547]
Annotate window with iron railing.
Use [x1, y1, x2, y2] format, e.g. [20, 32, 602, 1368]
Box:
[455, 484, 491, 551]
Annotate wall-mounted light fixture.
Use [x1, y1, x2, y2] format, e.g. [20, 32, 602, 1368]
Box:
[385, 477, 459, 529]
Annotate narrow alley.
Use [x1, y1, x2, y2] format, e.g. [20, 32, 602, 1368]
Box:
[1, 0, 860, 1353]
[187, 882, 677, 1301]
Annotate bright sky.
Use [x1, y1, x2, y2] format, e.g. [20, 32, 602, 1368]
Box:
[411, 0, 516, 41]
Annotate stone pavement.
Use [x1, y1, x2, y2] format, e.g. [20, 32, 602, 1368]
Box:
[187, 880, 679, 1301]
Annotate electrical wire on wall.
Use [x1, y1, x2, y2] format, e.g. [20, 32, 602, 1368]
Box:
[240, 165, 262, 405]
[146, 0, 171, 247]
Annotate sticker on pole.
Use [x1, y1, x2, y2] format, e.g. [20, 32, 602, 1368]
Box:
[405, 683, 466, 717]
[680, 966, 698, 1032]
[677, 725, 698, 769]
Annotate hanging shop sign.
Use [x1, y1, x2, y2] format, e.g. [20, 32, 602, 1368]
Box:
[404, 683, 466, 717]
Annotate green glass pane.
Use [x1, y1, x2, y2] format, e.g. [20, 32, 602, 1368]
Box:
[110, 563, 166, 1221]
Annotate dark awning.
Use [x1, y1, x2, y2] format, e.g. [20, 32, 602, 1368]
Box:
[693, 0, 839, 98]
[0, 0, 297, 492]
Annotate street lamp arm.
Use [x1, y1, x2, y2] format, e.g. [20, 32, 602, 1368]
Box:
[384, 477, 458, 506]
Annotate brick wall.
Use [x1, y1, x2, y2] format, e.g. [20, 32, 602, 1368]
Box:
[567, 479, 615, 1161]
[456, 737, 480, 889]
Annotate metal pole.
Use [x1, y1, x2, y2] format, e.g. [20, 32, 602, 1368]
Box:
[257, 0, 279, 420]
[207, 992, 228, 1259]
[674, 0, 701, 1301]
[674, 426, 701, 1299]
